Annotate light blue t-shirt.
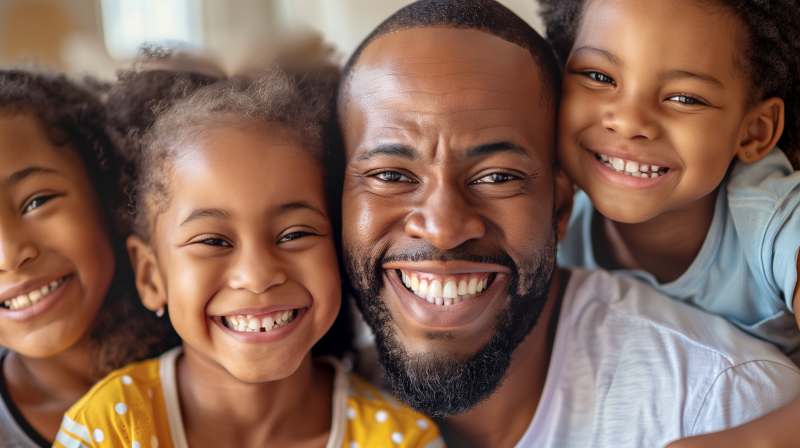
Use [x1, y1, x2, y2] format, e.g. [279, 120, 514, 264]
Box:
[559, 148, 800, 360]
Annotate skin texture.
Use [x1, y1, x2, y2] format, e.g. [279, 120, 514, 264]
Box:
[340, 28, 573, 448]
[559, 0, 785, 283]
[127, 125, 340, 448]
[558, 1, 798, 446]
[0, 113, 115, 441]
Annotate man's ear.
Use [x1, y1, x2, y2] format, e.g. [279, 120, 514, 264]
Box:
[126, 235, 167, 312]
[735, 97, 785, 164]
[553, 165, 574, 243]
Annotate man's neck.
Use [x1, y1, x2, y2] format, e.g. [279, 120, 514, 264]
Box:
[439, 268, 569, 448]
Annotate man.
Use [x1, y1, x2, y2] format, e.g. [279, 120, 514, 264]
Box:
[338, 0, 800, 446]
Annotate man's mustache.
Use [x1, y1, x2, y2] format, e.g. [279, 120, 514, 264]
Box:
[379, 245, 517, 270]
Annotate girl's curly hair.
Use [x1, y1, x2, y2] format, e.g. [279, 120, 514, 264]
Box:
[0, 69, 179, 378]
[538, 0, 800, 168]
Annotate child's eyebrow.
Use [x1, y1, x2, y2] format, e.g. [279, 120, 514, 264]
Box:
[180, 208, 231, 227]
[276, 201, 326, 217]
[571, 46, 623, 67]
[659, 69, 724, 89]
[4, 166, 60, 187]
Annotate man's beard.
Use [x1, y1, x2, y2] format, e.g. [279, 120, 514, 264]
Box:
[345, 218, 557, 417]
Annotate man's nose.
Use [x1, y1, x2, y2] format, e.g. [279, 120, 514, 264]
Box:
[404, 181, 486, 250]
[601, 91, 660, 141]
[227, 245, 287, 294]
[0, 222, 38, 272]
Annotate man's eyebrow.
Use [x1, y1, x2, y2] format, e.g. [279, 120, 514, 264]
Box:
[5, 167, 59, 186]
[179, 208, 231, 227]
[357, 144, 420, 161]
[572, 46, 623, 67]
[465, 142, 530, 159]
[660, 69, 724, 89]
[276, 201, 326, 217]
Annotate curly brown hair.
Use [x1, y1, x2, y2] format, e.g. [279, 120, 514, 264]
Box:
[0, 68, 180, 378]
[537, 0, 800, 168]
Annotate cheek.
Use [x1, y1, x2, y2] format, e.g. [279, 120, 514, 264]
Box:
[343, 189, 406, 251]
[166, 254, 221, 338]
[670, 120, 738, 193]
[294, 239, 342, 338]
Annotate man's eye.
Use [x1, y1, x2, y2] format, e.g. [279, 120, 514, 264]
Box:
[667, 95, 704, 105]
[375, 171, 414, 183]
[473, 173, 515, 184]
[587, 72, 616, 85]
[279, 232, 310, 243]
[22, 195, 56, 214]
[200, 238, 231, 247]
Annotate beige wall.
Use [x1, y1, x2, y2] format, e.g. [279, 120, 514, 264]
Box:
[0, 0, 545, 79]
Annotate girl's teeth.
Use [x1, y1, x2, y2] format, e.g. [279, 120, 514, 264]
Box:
[596, 153, 668, 178]
[223, 310, 297, 333]
[399, 271, 494, 306]
[3, 276, 66, 310]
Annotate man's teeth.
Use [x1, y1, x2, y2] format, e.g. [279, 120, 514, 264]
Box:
[401, 270, 491, 306]
[597, 153, 668, 178]
[2, 276, 67, 310]
[222, 309, 297, 333]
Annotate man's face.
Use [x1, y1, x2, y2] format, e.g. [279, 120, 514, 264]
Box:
[341, 28, 568, 416]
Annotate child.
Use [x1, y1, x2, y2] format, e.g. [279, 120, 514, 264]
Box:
[538, 0, 800, 445]
[0, 70, 177, 447]
[55, 64, 444, 448]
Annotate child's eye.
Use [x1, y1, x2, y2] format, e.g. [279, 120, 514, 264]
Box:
[473, 173, 516, 184]
[375, 171, 416, 183]
[667, 95, 705, 105]
[199, 238, 231, 247]
[587, 72, 616, 85]
[22, 195, 57, 214]
[279, 232, 311, 243]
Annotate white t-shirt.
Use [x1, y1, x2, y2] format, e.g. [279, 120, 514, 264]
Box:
[516, 268, 800, 448]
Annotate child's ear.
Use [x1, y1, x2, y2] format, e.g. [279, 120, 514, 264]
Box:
[126, 235, 167, 313]
[736, 97, 785, 164]
[553, 165, 575, 243]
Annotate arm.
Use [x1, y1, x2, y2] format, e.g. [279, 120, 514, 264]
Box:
[666, 397, 800, 448]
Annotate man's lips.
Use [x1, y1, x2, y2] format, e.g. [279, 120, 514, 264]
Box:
[384, 266, 507, 328]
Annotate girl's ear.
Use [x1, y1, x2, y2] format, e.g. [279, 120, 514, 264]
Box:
[736, 97, 785, 164]
[553, 165, 574, 243]
[126, 235, 167, 312]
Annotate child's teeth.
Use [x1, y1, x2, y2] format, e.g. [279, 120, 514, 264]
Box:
[224, 310, 297, 333]
[597, 153, 668, 178]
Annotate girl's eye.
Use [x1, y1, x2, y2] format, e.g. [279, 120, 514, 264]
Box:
[667, 95, 704, 105]
[200, 238, 231, 247]
[473, 173, 516, 184]
[375, 171, 415, 183]
[22, 195, 56, 214]
[279, 232, 311, 243]
[588, 72, 616, 85]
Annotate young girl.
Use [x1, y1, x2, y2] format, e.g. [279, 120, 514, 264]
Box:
[0, 70, 177, 448]
[55, 64, 444, 448]
[538, 0, 800, 445]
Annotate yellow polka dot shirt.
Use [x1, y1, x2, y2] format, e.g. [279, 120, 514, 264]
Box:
[53, 347, 444, 448]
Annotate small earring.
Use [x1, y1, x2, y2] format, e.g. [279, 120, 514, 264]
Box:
[155, 307, 165, 318]
[746, 152, 751, 157]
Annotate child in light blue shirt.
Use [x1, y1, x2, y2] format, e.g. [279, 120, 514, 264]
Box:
[538, 0, 800, 444]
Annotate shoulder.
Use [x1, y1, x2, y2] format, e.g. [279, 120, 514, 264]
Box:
[55, 358, 163, 448]
[345, 372, 444, 448]
[564, 268, 799, 370]
[728, 147, 800, 203]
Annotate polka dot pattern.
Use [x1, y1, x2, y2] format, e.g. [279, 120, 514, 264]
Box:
[93, 429, 104, 442]
[391, 432, 404, 444]
[417, 419, 429, 430]
[115, 403, 127, 415]
[132, 442, 140, 448]
[121, 375, 133, 386]
[349, 442, 359, 448]
[347, 407, 356, 420]
[375, 410, 388, 423]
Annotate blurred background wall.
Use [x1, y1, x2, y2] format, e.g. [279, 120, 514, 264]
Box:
[0, 0, 543, 79]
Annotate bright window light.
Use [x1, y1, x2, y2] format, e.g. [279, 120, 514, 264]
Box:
[100, 0, 203, 60]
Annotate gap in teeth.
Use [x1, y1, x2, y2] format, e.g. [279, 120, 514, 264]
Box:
[399, 270, 494, 306]
[3, 275, 67, 310]
[223, 309, 298, 333]
[596, 153, 668, 178]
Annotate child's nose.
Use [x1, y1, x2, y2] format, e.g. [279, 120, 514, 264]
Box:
[226, 246, 287, 294]
[0, 223, 39, 272]
[601, 94, 661, 141]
